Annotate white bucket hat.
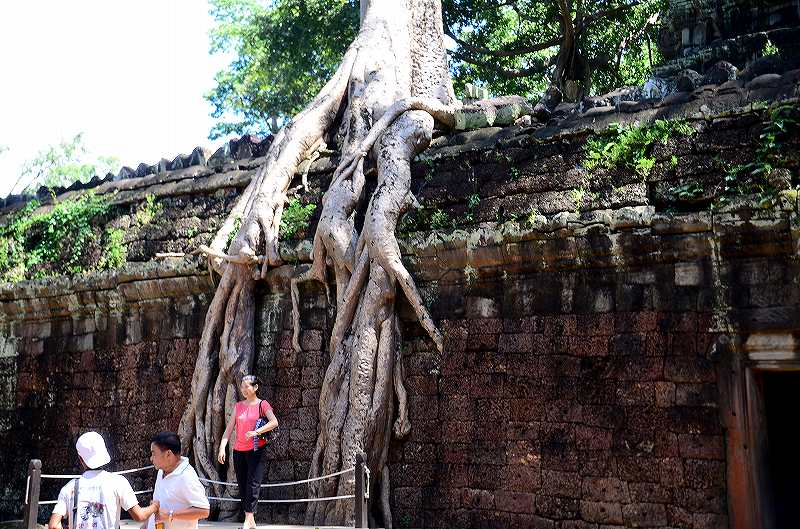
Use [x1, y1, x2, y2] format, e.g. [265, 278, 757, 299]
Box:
[76, 431, 111, 469]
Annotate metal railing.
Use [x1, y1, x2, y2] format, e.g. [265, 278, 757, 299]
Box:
[22, 454, 370, 529]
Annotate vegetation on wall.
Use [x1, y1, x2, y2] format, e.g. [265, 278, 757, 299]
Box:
[0, 193, 125, 283]
[716, 102, 799, 206]
[278, 197, 317, 239]
[583, 118, 695, 177]
[135, 194, 163, 226]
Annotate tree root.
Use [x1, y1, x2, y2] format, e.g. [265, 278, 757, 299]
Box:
[179, 44, 359, 518]
[180, 1, 519, 526]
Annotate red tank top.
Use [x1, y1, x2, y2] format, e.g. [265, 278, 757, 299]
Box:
[233, 400, 272, 451]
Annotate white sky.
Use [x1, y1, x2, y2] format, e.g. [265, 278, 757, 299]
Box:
[0, 1, 234, 196]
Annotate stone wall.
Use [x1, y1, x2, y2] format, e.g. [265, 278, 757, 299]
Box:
[382, 208, 800, 529]
[0, 262, 211, 518]
[244, 204, 800, 528]
[1, 98, 799, 528]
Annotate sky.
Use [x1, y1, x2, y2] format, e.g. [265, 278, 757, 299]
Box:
[0, 1, 234, 197]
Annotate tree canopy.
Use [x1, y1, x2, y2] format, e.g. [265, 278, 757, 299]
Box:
[206, 0, 665, 138]
[11, 133, 120, 196]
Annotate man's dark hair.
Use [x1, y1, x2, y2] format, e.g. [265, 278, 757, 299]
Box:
[151, 431, 181, 455]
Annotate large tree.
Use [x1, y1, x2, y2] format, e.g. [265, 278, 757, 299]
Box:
[206, 0, 664, 137]
[179, 0, 530, 527]
[8, 133, 120, 196]
[445, 0, 665, 106]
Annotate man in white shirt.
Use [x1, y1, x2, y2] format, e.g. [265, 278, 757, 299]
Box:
[147, 432, 210, 529]
[48, 431, 159, 529]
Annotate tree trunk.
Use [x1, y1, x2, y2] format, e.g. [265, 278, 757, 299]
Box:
[179, 0, 459, 526]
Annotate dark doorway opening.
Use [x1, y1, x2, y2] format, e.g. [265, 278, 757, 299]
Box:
[762, 371, 800, 529]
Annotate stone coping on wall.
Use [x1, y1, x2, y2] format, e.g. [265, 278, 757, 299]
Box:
[3, 75, 798, 221]
[0, 257, 211, 321]
[3, 201, 798, 322]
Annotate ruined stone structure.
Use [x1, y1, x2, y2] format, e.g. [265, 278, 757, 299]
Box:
[659, 0, 800, 59]
[655, 0, 800, 80]
[1, 74, 799, 528]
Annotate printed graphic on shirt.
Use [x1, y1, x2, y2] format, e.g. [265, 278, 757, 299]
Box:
[79, 502, 106, 529]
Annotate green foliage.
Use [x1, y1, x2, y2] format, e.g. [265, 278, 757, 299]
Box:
[446, 0, 666, 99]
[227, 215, 243, 248]
[279, 198, 317, 239]
[429, 208, 453, 230]
[763, 38, 779, 57]
[571, 187, 585, 213]
[98, 228, 127, 270]
[584, 119, 695, 177]
[135, 194, 163, 226]
[716, 102, 799, 206]
[669, 181, 704, 202]
[15, 133, 120, 195]
[206, 0, 359, 138]
[398, 203, 456, 233]
[0, 193, 126, 282]
[422, 157, 436, 182]
[207, 0, 667, 136]
[463, 193, 481, 223]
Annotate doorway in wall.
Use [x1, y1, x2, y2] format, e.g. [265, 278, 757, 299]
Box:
[761, 370, 800, 529]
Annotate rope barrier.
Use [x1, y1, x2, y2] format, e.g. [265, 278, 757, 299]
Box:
[23, 457, 369, 529]
[37, 489, 153, 506]
[40, 466, 155, 480]
[207, 495, 356, 504]
[198, 466, 355, 488]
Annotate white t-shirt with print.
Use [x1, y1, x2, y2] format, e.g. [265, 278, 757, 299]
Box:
[146, 457, 210, 529]
[53, 470, 138, 529]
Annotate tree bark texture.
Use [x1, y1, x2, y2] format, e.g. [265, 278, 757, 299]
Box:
[179, 0, 529, 526]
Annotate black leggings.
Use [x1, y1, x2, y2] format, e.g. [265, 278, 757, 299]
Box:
[233, 447, 266, 513]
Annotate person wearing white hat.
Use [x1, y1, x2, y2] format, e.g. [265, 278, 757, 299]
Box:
[48, 431, 160, 529]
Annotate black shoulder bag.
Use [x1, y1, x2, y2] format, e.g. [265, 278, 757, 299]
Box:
[254, 399, 280, 447]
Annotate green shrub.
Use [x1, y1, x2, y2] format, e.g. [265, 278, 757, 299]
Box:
[279, 198, 316, 239]
[584, 119, 695, 177]
[0, 192, 126, 282]
[717, 102, 799, 206]
[429, 208, 452, 230]
[135, 194, 163, 226]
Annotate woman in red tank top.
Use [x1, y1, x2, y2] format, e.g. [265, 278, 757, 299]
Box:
[217, 375, 278, 529]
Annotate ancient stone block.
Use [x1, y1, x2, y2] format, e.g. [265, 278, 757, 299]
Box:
[536, 495, 580, 519]
[622, 502, 667, 527]
[541, 470, 582, 498]
[580, 501, 623, 525]
[582, 477, 630, 503]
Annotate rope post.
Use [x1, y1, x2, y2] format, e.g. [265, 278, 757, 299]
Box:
[22, 459, 42, 529]
[354, 454, 368, 529]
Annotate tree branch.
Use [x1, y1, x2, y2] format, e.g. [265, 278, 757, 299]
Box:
[451, 51, 552, 79]
[444, 26, 561, 58]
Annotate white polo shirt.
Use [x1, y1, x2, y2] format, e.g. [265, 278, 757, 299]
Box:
[146, 458, 210, 529]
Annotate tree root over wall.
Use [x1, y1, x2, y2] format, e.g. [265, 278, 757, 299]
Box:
[179, 1, 530, 526]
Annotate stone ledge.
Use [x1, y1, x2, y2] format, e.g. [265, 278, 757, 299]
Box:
[3, 203, 797, 321]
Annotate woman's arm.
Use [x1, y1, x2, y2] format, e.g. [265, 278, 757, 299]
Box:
[253, 409, 279, 435]
[217, 409, 237, 464]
